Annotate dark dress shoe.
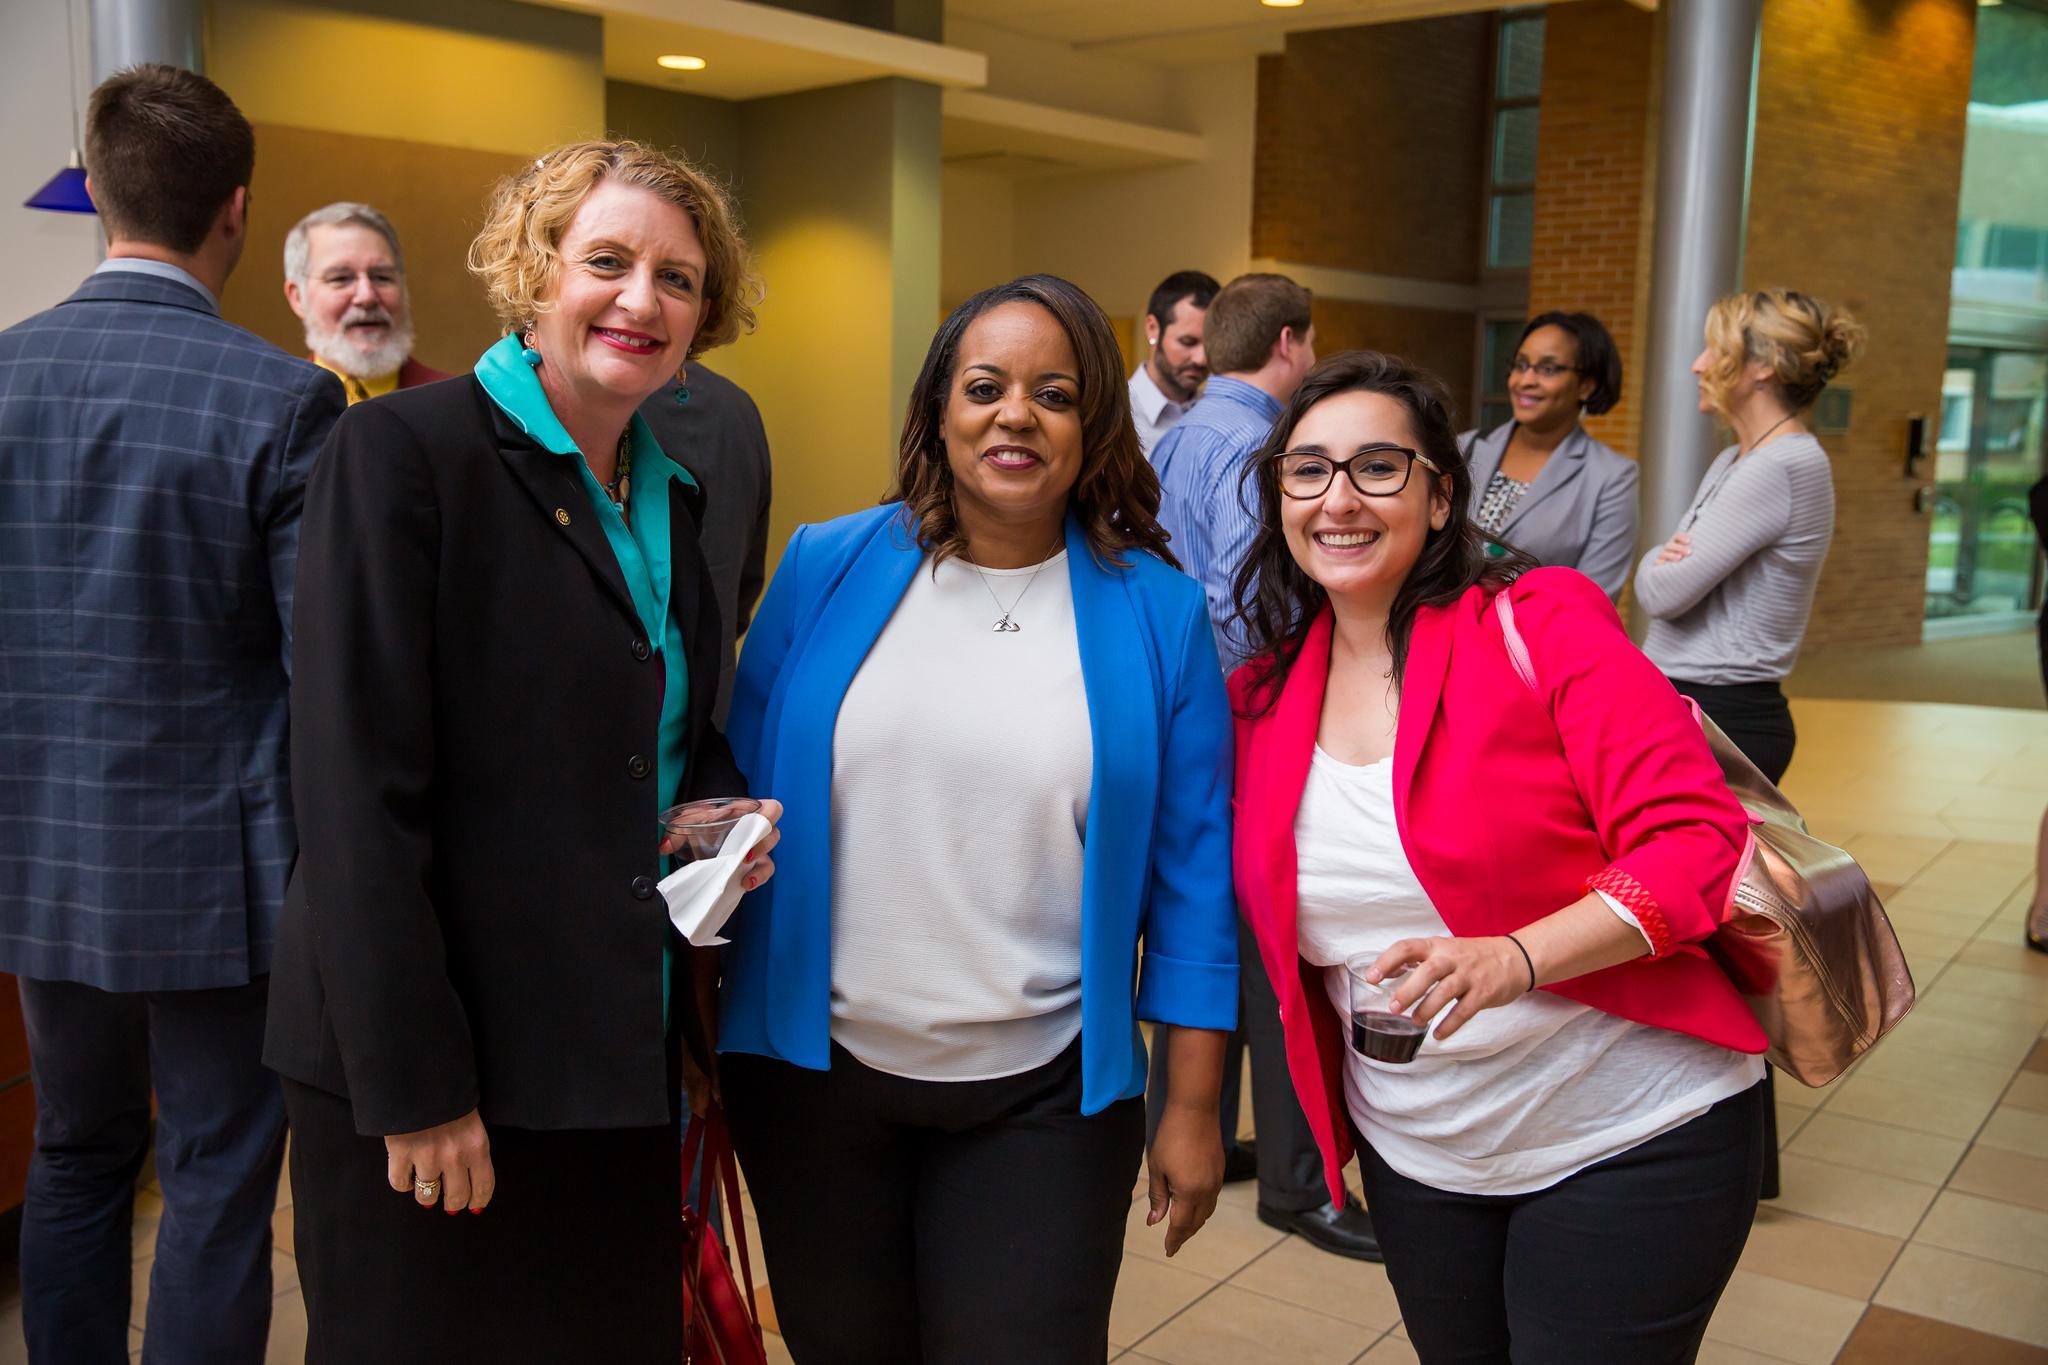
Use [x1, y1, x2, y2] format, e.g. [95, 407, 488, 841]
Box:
[1257, 1192, 1382, 1262]
[1222, 1141, 1258, 1184]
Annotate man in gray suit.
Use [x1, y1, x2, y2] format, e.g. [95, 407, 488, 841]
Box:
[638, 361, 774, 720]
[0, 66, 343, 1362]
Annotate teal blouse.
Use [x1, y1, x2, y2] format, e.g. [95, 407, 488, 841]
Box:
[476, 336, 693, 1007]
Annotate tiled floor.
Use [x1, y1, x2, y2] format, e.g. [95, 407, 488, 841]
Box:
[1, 697, 2044, 1364]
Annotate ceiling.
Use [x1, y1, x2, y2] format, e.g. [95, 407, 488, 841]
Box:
[943, 0, 1647, 65]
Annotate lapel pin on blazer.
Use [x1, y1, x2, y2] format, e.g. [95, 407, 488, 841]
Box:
[555, 507, 571, 526]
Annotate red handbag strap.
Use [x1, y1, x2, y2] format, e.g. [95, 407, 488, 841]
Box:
[681, 1106, 763, 1348]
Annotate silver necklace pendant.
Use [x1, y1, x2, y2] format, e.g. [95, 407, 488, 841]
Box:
[992, 615, 1021, 633]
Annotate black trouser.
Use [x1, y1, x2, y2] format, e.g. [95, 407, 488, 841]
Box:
[17, 976, 286, 1365]
[1144, 920, 1327, 1212]
[1355, 1081, 1765, 1365]
[722, 1039, 1142, 1365]
[1669, 679, 1795, 786]
[1670, 677, 1791, 1197]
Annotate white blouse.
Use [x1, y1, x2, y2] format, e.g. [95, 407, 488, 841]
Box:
[1293, 746, 1762, 1196]
[827, 551, 1093, 1082]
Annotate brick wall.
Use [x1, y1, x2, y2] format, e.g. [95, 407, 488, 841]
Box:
[1253, 18, 1490, 283]
[1311, 299, 1478, 430]
[1524, 0, 1658, 458]
[1746, 0, 1975, 650]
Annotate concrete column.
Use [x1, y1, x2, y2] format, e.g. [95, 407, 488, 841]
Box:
[1634, 0, 1762, 629]
[89, 0, 203, 80]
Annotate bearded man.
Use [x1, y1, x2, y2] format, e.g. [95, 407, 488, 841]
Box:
[282, 202, 448, 402]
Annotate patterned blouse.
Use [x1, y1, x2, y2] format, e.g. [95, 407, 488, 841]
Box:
[1475, 470, 1530, 536]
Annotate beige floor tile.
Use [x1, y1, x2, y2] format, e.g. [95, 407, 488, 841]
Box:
[1768, 1154, 1940, 1238]
[1701, 1269, 1867, 1364]
[1837, 1303, 2048, 1363]
[2009, 1071, 2048, 1114]
[1982, 1105, 2048, 1161]
[1934, 962, 2048, 1012]
[0, 1307, 22, 1365]
[1122, 1195, 1283, 1281]
[1356, 1334, 1420, 1364]
[1882, 1004, 2044, 1070]
[1822, 1070, 1999, 1140]
[1108, 1254, 1213, 1349]
[1735, 1205, 1903, 1300]
[263, 1286, 307, 1365]
[1134, 1284, 1375, 1365]
[1915, 1190, 2048, 1275]
[1957, 937, 2048, 979]
[1785, 1111, 1969, 1185]
[1695, 1344, 1804, 1365]
[1849, 1041, 2020, 1103]
[1950, 1143, 2048, 1216]
[1874, 1243, 2048, 1348]
[1225, 1233, 1401, 1330]
[1912, 987, 2048, 1039]
[1845, 833, 1953, 888]
[765, 1330, 796, 1365]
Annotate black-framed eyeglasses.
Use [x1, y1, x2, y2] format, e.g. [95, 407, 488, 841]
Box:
[1270, 445, 1442, 500]
[1506, 358, 1581, 380]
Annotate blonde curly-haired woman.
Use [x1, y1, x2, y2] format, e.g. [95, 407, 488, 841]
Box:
[264, 140, 780, 1362]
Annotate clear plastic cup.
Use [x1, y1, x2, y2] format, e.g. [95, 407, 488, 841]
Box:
[1344, 955, 1426, 1064]
[657, 797, 763, 862]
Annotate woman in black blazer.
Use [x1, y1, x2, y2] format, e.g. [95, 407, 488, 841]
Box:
[263, 140, 777, 1362]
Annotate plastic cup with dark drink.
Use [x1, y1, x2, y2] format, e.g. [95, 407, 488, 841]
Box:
[1345, 957, 1427, 1064]
[658, 797, 763, 862]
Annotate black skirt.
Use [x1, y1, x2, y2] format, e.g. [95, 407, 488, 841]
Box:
[284, 1080, 683, 1364]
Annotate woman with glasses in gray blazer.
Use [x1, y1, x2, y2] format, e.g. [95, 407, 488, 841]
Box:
[1460, 312, 1639, 599]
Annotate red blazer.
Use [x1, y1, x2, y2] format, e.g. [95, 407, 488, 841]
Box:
[1230, 567, 1766, 1204]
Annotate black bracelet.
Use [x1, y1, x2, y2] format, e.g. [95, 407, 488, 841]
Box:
[1504, 933, 1537, 993]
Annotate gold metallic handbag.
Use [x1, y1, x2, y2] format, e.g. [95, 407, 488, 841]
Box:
[1494, 592, 1915, 1086]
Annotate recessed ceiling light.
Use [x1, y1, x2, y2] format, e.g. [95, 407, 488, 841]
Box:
[657, 54, 707, 71]
[1262, 0, 1306, 7]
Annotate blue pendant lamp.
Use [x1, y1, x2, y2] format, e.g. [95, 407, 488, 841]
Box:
[26, 151, 94, 214]
[27, 0, 95, 216]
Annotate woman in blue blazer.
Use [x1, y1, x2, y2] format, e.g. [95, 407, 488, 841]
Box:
[715, 275, 1239, 1364]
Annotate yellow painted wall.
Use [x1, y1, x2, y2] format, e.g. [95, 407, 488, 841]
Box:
[713, 79, 942, 557]
[206, 0, 604, 156]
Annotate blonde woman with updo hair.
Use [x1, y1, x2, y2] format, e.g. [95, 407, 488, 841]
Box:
[1636, 288, 1864, 785]
[1635, 289, 1862, 1203]
[264, 139, 780, 1361]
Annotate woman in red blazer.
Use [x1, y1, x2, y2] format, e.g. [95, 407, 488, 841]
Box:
[1229, 351, 1768, 1364]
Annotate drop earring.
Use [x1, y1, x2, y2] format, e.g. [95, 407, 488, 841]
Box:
[673, 364, 690, 406]
[521, 325, 541, 368]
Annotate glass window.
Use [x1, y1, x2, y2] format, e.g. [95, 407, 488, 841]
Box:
[1496, 14, 1545, 100]
[1493, 106, 1541, 187]
[1489, 193, 1535, 270]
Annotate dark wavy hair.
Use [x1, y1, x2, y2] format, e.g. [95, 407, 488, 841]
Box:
[1232, 351, 1532, 717]
[890, 274, 1175, 570]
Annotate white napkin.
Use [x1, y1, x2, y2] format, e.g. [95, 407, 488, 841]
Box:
[658, 811, 772, 946]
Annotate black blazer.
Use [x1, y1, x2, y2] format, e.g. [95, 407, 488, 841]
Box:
[263, 375, 745, 1136]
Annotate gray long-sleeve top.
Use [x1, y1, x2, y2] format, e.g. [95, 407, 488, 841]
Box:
[1636, 433, 1835, 684]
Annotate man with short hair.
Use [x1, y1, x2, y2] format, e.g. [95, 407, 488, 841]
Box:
[1130, 269, 1218, 458]
[283, 201, 448, 403]
[1150, 272, 1382, 1261]
[0, 65, 344, 1361]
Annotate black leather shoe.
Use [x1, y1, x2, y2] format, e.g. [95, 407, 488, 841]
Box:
[1222, 1141, 1258, 1184]
[1258, 1192, 1382, 1262]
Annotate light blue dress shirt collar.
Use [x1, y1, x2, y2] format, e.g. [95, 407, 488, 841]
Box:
[93, 257, 219, 313]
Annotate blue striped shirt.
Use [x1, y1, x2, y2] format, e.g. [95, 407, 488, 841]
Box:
[1152, 376, 1283, 669]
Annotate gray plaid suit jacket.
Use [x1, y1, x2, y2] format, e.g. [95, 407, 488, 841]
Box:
[0, 267, 345, 990]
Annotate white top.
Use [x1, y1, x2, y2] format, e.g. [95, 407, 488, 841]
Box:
[1636, 433, 1835, 684]
[1130, 365, 1191, 459]
[829, 550, 1093, 1081]
[1293, 747, 1763, 1196]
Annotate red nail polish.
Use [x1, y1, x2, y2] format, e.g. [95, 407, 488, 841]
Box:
[744, 875, 758, 889]
[470, 1207, 483, 1215]
[446, 1207, 458, 1216]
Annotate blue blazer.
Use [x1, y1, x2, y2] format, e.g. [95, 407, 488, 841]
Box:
[0, 269, 343, 991]
[721, 504, 1240, 1114]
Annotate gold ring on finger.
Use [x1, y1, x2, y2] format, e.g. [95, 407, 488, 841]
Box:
[414, 1177, 441, 1198]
